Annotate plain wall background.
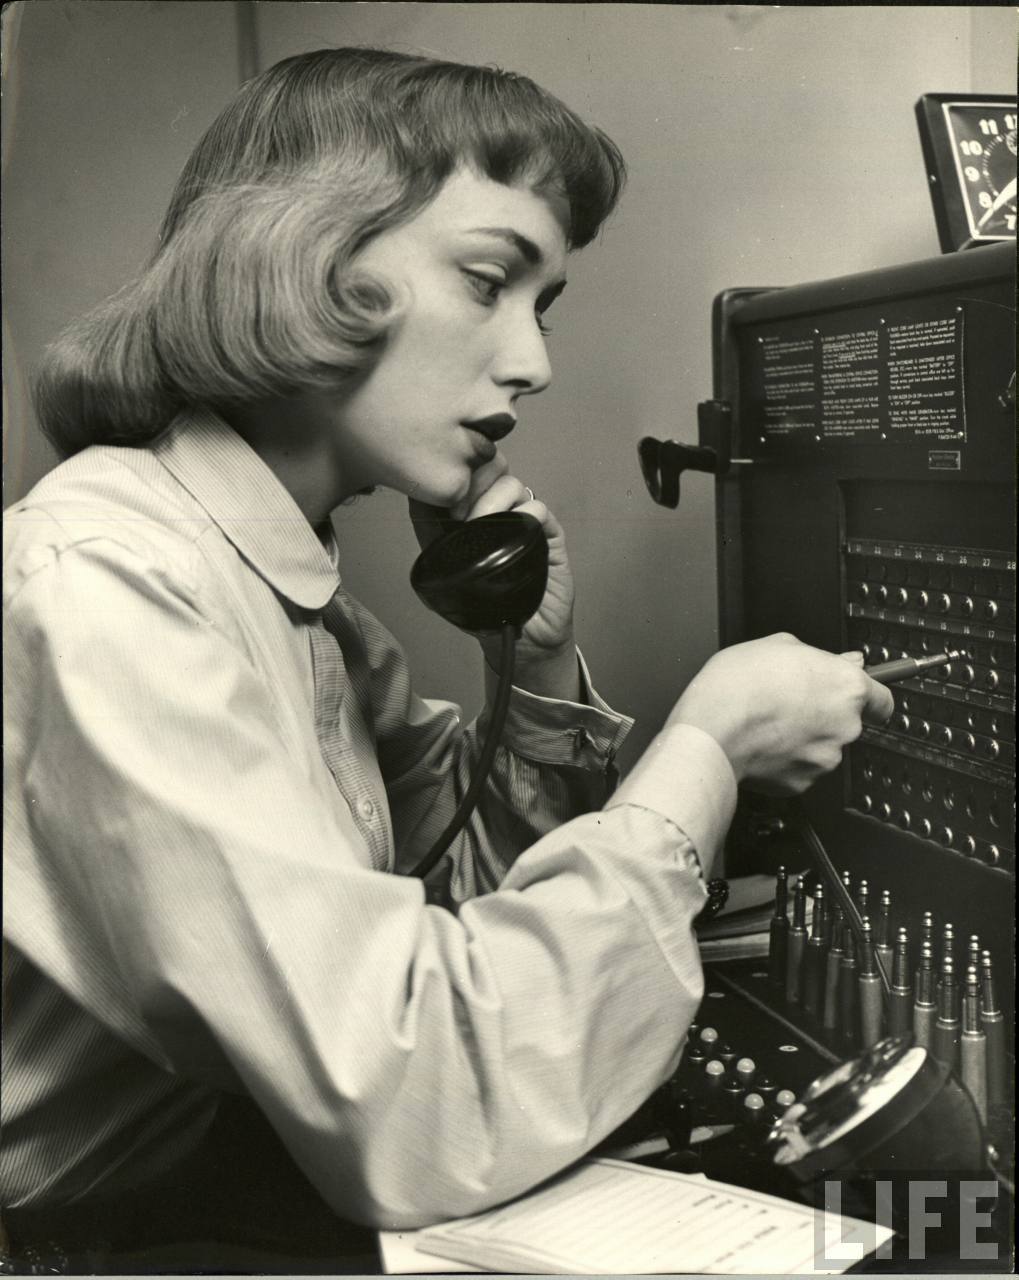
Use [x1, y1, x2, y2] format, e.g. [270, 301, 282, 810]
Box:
[4, 2, 1016, 768]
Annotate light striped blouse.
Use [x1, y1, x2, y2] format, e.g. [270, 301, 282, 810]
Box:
[2, 409, 736, 1229]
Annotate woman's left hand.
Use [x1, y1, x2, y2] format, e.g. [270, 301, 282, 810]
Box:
[409, 452, 578, 681]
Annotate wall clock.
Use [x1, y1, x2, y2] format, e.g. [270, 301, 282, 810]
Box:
[916, 93, 1017, 251]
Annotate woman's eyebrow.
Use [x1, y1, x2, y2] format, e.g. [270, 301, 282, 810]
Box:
[466, 226, 548, 268]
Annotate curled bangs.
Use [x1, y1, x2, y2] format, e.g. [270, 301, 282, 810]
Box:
[372, 61, 626, 250]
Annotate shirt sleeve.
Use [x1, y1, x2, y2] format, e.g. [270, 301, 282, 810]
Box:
[342, 594, 634, 895]
[4, 536, 736, 1230]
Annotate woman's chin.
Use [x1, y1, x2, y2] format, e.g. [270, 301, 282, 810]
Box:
[403, 474, 472, 511]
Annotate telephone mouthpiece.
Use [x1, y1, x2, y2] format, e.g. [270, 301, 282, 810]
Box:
[410, 511, 549, 633]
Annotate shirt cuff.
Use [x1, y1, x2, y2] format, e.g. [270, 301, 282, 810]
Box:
[605, 723, 738, 878]
[482, 647, 632, 770]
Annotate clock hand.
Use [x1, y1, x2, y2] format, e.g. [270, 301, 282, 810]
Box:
[977, 176, 1017, 229]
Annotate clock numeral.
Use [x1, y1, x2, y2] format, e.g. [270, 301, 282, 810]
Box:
[978, 191, 993, 210]
[1005, 114, 1017, 130]
[964, 165, 981, 183]
[978, 118, 999, 137]
[960, 140, 984, 157]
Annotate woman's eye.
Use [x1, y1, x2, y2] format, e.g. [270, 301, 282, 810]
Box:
[462, 267, 554, 335]
[463, 270, 504, 304]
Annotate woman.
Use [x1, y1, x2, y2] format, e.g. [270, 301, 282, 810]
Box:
[3, 46, 891, 1254]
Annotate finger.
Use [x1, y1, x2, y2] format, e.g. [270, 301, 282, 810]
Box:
[450, 453, 509, 520]
[861, 677, 895, 725]
[839, 650, 866, 667]
[466, 474, 533, 520]
[815, 744, 845, 774]
[469, 486, 561, 550]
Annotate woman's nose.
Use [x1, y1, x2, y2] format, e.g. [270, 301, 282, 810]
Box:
[491, 311, 552, 395]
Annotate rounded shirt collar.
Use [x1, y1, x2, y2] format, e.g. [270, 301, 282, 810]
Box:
[155, 407, 341, 611]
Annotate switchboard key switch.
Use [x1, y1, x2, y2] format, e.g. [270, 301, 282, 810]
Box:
[979, 951, 1007, 1107]
[888, 926, 913, 1038]
[920, 911, 935, 952]
[735, 1057, 756, 1088]
[960, 966, 988, 1125]
[932, 957, 960, 1073]
[717, 1043, 738, 1067]
[664, 1077, 693, 1111]
[699, 1026, 719, 1046]
[913, 943, 937, 1050]
[768, 866, 789, 986]
[785, 878, 808, 1004]
[742, 1092, 768, 1129]
[654, 1082, 693, 1154]
[702, 1059, 727, 1123]
[967, 935, 981, 974]
[857, 919, 884, 1048]
[856, 879, 869, 920]
[723, 1071, 746, 1118]
[822, 910, 845, 1032]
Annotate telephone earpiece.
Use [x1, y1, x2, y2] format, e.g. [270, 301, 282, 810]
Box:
[410, 510, 549, 633]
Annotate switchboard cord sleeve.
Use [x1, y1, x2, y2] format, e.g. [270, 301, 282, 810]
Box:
[790, 802, 892, 998]
[409, 623, 517, 882]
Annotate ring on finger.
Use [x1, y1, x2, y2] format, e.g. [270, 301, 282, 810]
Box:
[523, 486, 535, 502]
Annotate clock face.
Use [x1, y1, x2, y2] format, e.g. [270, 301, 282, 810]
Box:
[944, 102, 1017, 241]
[916, 94, 1018, 252]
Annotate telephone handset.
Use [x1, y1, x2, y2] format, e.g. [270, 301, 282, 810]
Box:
[410, 510, 549, 632]
[407, 512, 549, 881]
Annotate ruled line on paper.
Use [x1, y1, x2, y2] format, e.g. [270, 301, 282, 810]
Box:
[412, 1158, 893, 1275]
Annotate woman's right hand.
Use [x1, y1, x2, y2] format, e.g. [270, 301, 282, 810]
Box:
[668, 633, 894, 795]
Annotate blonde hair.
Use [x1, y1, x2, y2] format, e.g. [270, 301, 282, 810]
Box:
[36, 47, 626, 456]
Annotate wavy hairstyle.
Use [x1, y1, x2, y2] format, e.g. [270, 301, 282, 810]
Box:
[35, 47, 626, 457]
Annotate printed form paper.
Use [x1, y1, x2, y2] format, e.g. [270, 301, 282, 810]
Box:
[392, 1158, 893, 1275]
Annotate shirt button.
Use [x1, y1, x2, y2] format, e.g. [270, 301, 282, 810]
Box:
[357, 797, 375, 821]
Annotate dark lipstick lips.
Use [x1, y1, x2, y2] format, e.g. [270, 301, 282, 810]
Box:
[463, 413, 517, 443]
